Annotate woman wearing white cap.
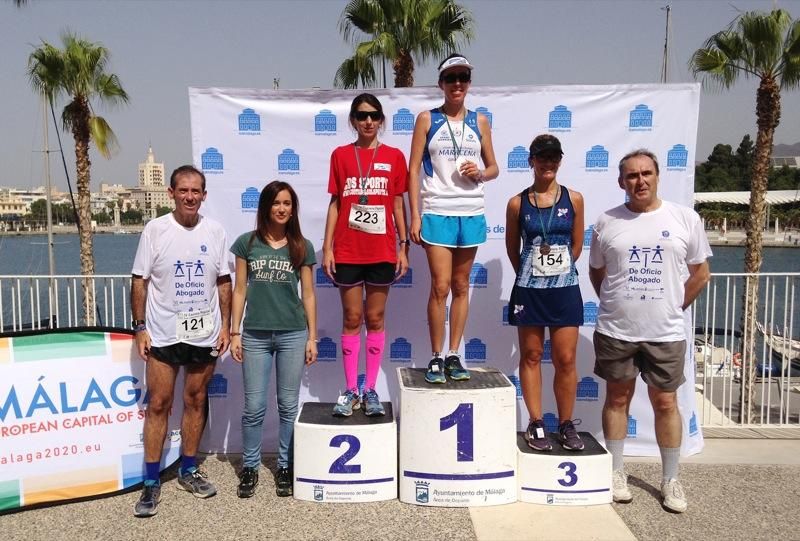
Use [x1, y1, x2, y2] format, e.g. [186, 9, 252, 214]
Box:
[408, 53, 498, 384]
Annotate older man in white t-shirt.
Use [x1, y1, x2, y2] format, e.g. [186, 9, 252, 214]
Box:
[589, 149, 711, 514]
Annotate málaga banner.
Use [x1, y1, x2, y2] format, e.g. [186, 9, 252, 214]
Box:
[0, 329, 182, 512]
[189, 84, 702, 457]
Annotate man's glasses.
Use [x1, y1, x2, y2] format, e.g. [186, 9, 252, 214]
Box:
[441, 72, 471, 84]
[353, 111, 383, 121]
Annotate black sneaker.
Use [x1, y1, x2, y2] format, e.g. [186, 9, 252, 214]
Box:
[444, 354, 470, 381]
[275, 467, 292, 497]
[425, 357, 446, 384]
[557, 419, 585, 451]
[133, 482, 161, 517]
[237, 466, 258, 498]
[524, 419, 552, 452]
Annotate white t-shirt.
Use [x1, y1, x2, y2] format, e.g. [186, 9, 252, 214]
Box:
[132, 213, 230, 347]
[589, 200, 712, 342]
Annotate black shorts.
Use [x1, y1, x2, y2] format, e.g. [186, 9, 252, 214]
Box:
[149, 343, 218, 366]
[333, 262, 395, 287]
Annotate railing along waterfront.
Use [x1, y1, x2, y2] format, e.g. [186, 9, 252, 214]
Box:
[1, 272, 798, 429]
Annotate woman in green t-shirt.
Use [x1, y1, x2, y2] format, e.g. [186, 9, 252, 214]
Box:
[229, 181, 317, 499]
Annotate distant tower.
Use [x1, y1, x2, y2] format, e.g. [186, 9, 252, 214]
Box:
[138, 145, 165, 187]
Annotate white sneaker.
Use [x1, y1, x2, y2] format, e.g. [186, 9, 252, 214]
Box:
[661, 478, 687, 513]
[612, 469, 632, 503]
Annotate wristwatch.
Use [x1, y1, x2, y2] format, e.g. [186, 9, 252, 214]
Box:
[132, 319, 146, 332]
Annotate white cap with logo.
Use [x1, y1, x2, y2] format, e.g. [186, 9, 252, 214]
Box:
[438, 55, 474, 75]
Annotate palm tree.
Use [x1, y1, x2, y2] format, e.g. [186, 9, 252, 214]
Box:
[690, 9, 800, 420]
[334, 0, 474, 88]
[28, 31, 129, 324]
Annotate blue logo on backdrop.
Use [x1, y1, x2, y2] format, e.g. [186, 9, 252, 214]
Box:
[415, 481, 430, 503]
[317, 337, 337, 361]
[278, 148, 300, 174]
[502, 305, 509, 326]
[207, 374, 228, 397]
[689, 412, 698, 435]
[314, 109, 337, 135]
[583, 225, 594, 248]
[627, 415, 637, 437]
[238, 108, 261, 134]
[486, 222, 505, 240]
[315, 267, 334, 287]
[475, 106, 492, 128]
[543, 413, 559, 434]
[507, 145, 529, 172]
[548, 105, 572, 131]
[585, 145, 609, 171]
[465, 338, 486, 363]
[666, 144, 688, 170]
[392, 268, 413, 288]
[583, 302, 598, 326]
[542, 339, 552, 363]
[469, 263, 487, 287]
[392, 108, 414, 133]
[507, 374, 523, 399]
[628, 104, 653, 130]
[201, 147, 223, 172]
[576, 377, 599, 401]
[357, 373, 366, 394]
[241, 187, 259, 212]
[390, 338, 412, 363]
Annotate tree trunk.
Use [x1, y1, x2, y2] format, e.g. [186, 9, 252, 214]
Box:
[740, 76, 780, 422]
[393, 50, 415, 87]
[71, 99, 97, 325]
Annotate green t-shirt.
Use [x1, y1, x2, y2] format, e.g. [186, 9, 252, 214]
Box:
[230, 232, 316, 331]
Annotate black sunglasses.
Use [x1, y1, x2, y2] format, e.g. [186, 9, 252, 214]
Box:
[353, 111, 383, 121]
[441, 72, 471, 84]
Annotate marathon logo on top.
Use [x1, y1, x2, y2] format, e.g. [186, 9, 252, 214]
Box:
[469, 263, 487, 288]
[392, 108, 414, 134]
[475, 106, 492, 128]
[173, 256, 208, 305]
[391, 268, 412, 288]
[576, 376, 599, 401]
[278, 148, 300, 175]
[548, 105, 572, 132]
[238, 108, 261, 135]
[585, 145, 609, 172]
[314, 109, 337, 136]
[626, 242, 665, 301]
[666, 144, 689, 171]
[201, 147, 223, 174]
[628, 104, 653, 131]
[506, 145, 529, 173]
[389, 338, 412, 363]
[465, 338, 486, 363]
[316, 337, 337, 362]
[241, 187, 259, 213]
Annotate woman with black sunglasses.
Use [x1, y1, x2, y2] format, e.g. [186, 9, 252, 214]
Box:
[408, 53, 499, 385]
[323, 93, 409, 417]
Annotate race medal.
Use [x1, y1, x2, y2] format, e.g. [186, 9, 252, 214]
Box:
[348, 203, 386, 234]
[532, 244, 571, 277]
[540, 243, 551, 255]
[176, 307, 214, 341]
[359, 194, 369, 205]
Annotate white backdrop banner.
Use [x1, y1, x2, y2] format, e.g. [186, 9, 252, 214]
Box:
[190, 84, 703, 457]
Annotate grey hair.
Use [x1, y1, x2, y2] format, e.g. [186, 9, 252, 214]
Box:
[618, 149, 660, 179]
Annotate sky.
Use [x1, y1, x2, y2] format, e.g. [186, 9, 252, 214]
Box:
[1, 0, 798, 190]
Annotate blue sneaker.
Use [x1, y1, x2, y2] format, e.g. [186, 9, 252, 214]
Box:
[444, 354, 470, 381]
[332, 389, 361, 416]
[425, 357, 446, 384]
[362, 389, 386, 416]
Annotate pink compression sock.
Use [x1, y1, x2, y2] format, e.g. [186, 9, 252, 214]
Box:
[365, 331, 385, 391]
[341, 334, 361, 391]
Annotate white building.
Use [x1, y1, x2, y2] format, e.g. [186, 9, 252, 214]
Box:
[131, 146, 172, 219]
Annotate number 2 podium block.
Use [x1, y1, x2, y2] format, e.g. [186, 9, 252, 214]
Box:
[517, 432, 612, 505]
[398, 367, 517, 507]
[293, 402, 397, 503]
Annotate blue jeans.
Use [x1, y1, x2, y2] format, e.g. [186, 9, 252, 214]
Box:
[241, 328, 307, 469]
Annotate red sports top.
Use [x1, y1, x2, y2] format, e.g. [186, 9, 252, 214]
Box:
[328, 143, 408, 264]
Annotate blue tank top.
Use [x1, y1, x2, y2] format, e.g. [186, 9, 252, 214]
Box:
[516, 186, 579, 288]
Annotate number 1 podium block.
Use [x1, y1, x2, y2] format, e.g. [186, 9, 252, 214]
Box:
[398, 367, 517, 507]
[293, 402, 397, 503]
[517, 432, 612, 505]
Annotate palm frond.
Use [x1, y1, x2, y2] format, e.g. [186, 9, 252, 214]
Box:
[88, 116, 120, 159]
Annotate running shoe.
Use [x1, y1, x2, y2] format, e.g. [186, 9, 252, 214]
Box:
[425, 357, 446, 384]
[177, 467, 217, 498]
[275, 467, 293, 497]
[661, 478, 687, 513]
[237, 466, 258, 498]
[557, 419, 585, 451]
[612, 469, 633, 503]
[444, 354, 470, 381]
[524, 419, 552, 451]
[332, 389, 361, 416]
[133, 481, 161, 517]
[362, 388, 386, 416]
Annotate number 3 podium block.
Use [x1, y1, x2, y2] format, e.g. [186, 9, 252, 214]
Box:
[293, 402, 397, 503]
[398, 367, 517, 507]
[517, 432, 612, 505]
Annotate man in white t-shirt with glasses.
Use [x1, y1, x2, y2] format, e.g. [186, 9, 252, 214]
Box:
[131, 165, 231, 517]
[589, 149, 711, 514]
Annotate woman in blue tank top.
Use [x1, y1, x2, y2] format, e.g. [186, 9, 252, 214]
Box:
[505, 135, 585, 453]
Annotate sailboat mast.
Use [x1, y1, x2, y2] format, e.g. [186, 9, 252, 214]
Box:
[42, 96, 56, 327]
[661, 4, 671, 84]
